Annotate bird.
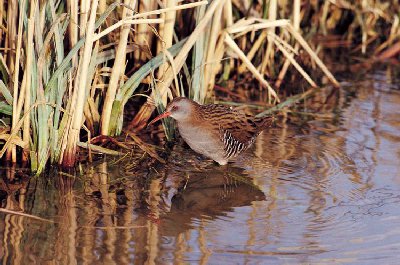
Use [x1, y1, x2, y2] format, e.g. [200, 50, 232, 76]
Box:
[148, 97, 274, 165]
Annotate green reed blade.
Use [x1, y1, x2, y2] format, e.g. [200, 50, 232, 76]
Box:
[0, 80, 13, 105]
[0, 102, 13, 116]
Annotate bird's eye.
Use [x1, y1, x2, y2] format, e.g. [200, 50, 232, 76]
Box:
[171, 105, 178, 111]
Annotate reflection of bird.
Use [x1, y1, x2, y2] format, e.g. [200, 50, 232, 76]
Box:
[160, 167, 265, 236]
[148, 97, 274, 165]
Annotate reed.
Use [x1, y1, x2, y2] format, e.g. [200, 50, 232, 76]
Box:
[0, 0, 398, 173]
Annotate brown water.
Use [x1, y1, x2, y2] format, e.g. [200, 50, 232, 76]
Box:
[1, 65, 400, 264]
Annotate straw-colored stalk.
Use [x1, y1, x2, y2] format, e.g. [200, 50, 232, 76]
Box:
[101, 0, 136, 136]
[134, 0, 158, 64]
[221, 0, 233, 83]
[62, 0, 99, 167]
[319, 0, 330, 35]
[157, 0, 176, 78]
[204, 2, 224, 100]
[165, 0, 222, 78]
[81, 0, 91, 37]
[191, 4, 206, 103]
[276, 0, 300, 89]
[67, 0, 78, 63]
[227, 19, 289, 35]
[22, 1, 37, 160]
[93, 18, 163, 41]
[156, 0, 177, 105]
[261, 0, 277, 74]
[286, 24, 340, 87]
[0, 0, 4, 43]
[223, 0, 233, 27]
[224, 33, 279, 102]
[205, 33, 226, 98]
[163, 0, 222, 88]
[98, 0, 107, 13]
[270, 33, 316, 87]
[5, 0, 17, 73]
[8, 0, 26, 162]
[237, 30, 267, 73]
[132, 1, 207, 19]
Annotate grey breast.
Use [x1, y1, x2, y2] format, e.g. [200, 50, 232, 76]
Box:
[177, 121, 225, 160]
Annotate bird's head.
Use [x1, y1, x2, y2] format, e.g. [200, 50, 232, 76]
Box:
[148, 97, 196, 126]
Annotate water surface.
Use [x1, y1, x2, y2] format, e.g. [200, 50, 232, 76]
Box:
[1, 65, 400, 264]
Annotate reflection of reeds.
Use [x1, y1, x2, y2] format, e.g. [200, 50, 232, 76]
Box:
[0, 1, 398, 171]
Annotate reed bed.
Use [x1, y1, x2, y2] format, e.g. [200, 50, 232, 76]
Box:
[0, 0, 399, 173]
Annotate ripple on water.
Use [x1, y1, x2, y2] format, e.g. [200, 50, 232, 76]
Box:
[250, 130, 365, 202]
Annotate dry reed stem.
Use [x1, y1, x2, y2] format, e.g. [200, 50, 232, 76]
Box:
[238, 30, 267, 73]
[0, 0, 3, 42]
[156, 0, 224, 99]
[6, 0, 17, 73]
[293, 0, 301, 31]
[223, 0, 233, 27]
[286, 24, 340, 87]
[204, 2, 224, 100]
[9, 0, 26, 162]
[163, 49, 181, 97]
[0, 134, 27, 149]
[275, 0, 301, 89]
[93, 18, 164, 42]
[132, 1, 208, 19]
[157, 0, 177, 82]
[227, 19, 289, 35]
[98, 0, 107, 13]
[76, 142, 124, 156]
[271, 34, 317, 87]
[191, 4, 206, 103]
[275, 43, 299, 89]
[63, 0, 99, 166]
[134, 0, 157, 63]
[23, 1, 36, 154]
[273, 34, 299, 54]
[101, 0, 135, 136]
[262, 0, 277, 74]
[224, 33, 279, 102]
[80, 0, 90, 38]
[67, 0, 78, 63]
[206, 34, 226, 98]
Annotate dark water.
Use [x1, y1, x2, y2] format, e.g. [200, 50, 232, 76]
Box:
[1, 66, 400, 264]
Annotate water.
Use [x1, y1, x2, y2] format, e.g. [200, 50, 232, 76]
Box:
[1, 66, 400, 264]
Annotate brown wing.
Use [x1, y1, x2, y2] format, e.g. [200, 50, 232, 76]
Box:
[200, 104, 272, 159]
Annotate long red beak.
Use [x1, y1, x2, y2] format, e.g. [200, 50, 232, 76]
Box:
[147, 111, 172, 126]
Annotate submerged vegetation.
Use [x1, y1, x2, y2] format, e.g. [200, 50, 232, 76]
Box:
[0, 0, 399, 173]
